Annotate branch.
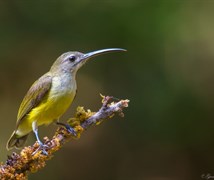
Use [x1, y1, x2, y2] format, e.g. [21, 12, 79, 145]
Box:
[0, 95, 129, 179]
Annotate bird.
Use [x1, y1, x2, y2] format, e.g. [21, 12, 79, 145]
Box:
[6, 48, 126, 152]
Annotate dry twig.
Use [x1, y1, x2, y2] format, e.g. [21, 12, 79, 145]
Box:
[0, 95, 129, 179]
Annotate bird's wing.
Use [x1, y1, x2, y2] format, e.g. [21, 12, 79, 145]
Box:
[16, 73, 52, 127]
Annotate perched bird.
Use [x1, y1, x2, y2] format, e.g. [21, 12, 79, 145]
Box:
[7, 48, 126, 151]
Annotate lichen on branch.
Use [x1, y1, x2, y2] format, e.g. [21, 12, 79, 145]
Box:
[0, 95, 129, 180]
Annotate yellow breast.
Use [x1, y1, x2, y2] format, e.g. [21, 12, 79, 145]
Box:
[31, 91, 75, 126]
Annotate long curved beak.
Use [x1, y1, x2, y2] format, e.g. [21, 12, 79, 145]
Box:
[83, 48, 126, 60]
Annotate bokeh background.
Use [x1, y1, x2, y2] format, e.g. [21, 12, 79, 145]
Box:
[0, 1, 214, 180]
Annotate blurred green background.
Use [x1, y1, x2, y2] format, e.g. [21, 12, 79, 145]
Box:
[1, 1, 214, 180]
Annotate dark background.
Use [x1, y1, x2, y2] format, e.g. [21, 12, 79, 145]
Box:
[0, 1, 214, 180]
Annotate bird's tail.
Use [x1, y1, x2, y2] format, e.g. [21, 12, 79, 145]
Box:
[6, 131, 28, 150]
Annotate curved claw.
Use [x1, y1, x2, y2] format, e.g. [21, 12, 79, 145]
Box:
[32, 142, 49, 156]
[56, 122, 77, 136]
[64, 124, 77, 136]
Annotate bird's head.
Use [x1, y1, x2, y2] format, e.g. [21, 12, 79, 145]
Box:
[50, 48, 126, 74]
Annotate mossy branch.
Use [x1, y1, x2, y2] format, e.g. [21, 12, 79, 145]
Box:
[0, 95, 129, 179]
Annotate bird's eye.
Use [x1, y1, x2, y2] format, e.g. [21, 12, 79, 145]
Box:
[68, 56, 76, 62]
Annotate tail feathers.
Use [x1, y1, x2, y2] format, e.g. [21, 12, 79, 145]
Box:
[6, 131, 28, 150]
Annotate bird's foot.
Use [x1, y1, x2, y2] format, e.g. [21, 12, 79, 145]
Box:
[56, 122, 77, 136]
[32, 141, 49, 155]
[65, 124, 77, 136]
